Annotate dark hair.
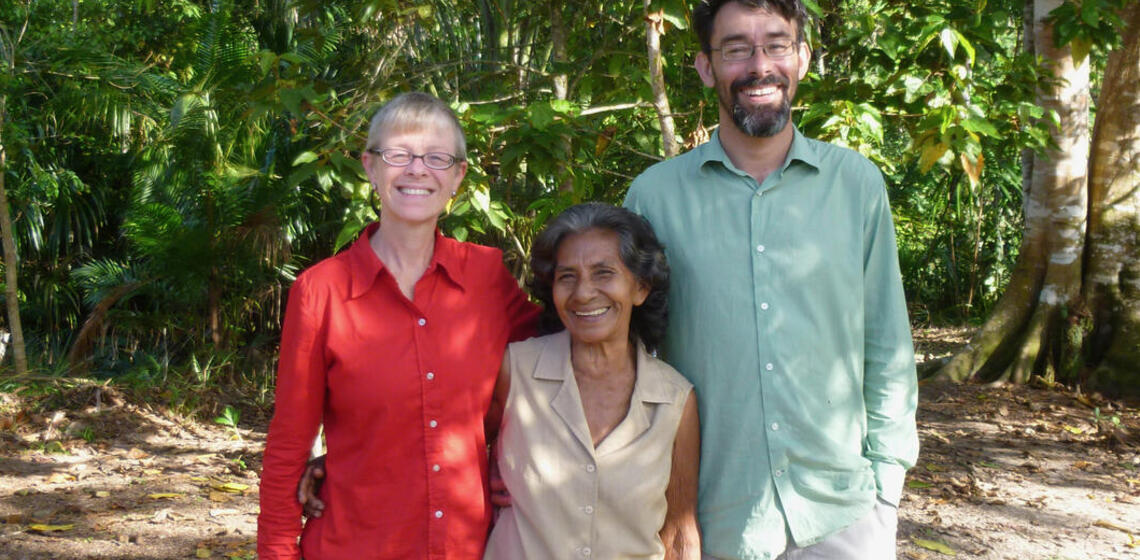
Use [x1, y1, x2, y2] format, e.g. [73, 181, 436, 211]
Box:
[694, 0, 809, 53]
[528, 203, 670, 353]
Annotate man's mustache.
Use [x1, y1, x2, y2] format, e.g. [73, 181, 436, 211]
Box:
[732, 75, 789, 93]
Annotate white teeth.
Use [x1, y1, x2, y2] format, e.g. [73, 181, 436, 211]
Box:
[399, 187, 431, 196]
[575, 307, 608, 317]
[744, 87, 777, 96]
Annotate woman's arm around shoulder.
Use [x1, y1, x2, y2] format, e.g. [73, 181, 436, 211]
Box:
[486, 349, 513, 509]
[660, 389, 701, 560]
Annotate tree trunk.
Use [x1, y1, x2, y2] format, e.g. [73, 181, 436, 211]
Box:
[551, 0, 574, 193]
[644, 1, 679, 158]
[1083, 1, 1140, 393]
[0, 93, 29, 375]
[938, 0, 1089, 384]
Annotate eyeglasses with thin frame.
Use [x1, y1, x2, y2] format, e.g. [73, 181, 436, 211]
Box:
[367, 147, 463, 170]
[712, 40, 797, 62]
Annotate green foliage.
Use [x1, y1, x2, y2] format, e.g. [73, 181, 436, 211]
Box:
[1048, 0, 1130, 62]
[0, 0, 1129, 406]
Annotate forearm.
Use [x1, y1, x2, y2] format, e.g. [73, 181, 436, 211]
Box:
[661, 516, 701, 560]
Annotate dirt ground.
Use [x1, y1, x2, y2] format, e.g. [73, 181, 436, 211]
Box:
[1, 327, 1138, 560]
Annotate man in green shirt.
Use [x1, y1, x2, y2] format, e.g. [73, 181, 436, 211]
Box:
[623, 1, 918, 558]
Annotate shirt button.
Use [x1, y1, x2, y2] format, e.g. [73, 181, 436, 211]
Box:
[417, 318, 426, 326]
[585, 464, 596, 473]
[426, 371, 435, 380]
[434, 510, 443, 519]
[760, 302, 770, 310]
[775, 469, 785, 477]
[756, 244, 766, 253]
[583, 505, 594, 514]
[432, 464, 440, 472]
[771, 422, 780, 431]
[429, 420, 438, 428]
[765, 363, 774, 371]
[581, 547, 592, 557]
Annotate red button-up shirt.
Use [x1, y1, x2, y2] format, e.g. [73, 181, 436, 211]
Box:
[258, 223, 539, 560]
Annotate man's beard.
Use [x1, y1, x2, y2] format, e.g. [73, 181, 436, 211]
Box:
[721, 75, 792, 138]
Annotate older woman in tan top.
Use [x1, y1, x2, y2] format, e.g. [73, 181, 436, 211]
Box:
[484, 203, 701, 560]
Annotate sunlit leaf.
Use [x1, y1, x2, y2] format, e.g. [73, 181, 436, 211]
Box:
[913, 538, 957, 555]
[939, 28, 959, 59]
[27, 524, 75, 533]
[919, 142, 950, 173]
[211, 482, 250, 493]
[147, 493, 184, 500]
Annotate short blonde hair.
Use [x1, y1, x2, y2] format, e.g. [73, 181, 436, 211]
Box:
[365, 92, 466, 157]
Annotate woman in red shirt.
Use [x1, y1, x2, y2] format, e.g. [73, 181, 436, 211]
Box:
[257, 92, 538, 560]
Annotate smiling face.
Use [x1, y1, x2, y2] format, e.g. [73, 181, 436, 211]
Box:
[362, 124, 467, 227]
[552, 229, 650, 349]
[695, 1, 810, 138]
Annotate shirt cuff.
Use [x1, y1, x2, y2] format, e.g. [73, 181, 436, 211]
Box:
[872, 460, 907, 506]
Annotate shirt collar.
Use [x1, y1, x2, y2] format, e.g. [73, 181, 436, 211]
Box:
[345, 222, 468, 300]
[698, 125, 821, 176]
[533, 330, 679, 405]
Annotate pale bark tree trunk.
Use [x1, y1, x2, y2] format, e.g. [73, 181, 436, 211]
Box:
[644, 1, 679, 158]
[0, 93, 29, 375]
[551, 0, 574, 193]
[938, 0, 1089, 383]
[1083, 1, 1140, 392]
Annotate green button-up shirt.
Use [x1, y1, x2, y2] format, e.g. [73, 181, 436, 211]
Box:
[624, 128, 918, 560]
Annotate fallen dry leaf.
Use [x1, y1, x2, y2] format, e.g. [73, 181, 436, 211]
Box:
[147, 493, 183, 500]
[912, 537, 956, 556]
[196, 546, 212, 558]
[26, 523, 75, 533]
[1094, 519, 1134, 533]
[45, 472, 75, 484]
[208, 491, 232, 503]
[126, 448, 149, 460]
[211, 482, 249, 494]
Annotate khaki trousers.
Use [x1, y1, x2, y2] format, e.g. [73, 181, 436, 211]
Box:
[702, 498, 898, 560]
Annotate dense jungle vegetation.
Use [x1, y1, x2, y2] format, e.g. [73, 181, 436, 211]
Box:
[2, 0, 1138, 413]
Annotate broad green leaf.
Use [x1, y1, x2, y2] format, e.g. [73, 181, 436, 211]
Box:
[960, 118, 998, 137]
[660, 0, 689, 29]
[292, 151, 319, 166]
[550, 99, 575, 114]
[529, 103, 556, 130]
[953, 29, 975, 64]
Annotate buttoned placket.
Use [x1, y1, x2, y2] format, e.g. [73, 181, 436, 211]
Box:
[750, 172, 791, 497]
[576, 458, 599, 558]
[408, 270, 449, 558]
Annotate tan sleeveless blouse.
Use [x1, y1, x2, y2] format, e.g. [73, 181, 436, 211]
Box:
[484, 331, 693, 560]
